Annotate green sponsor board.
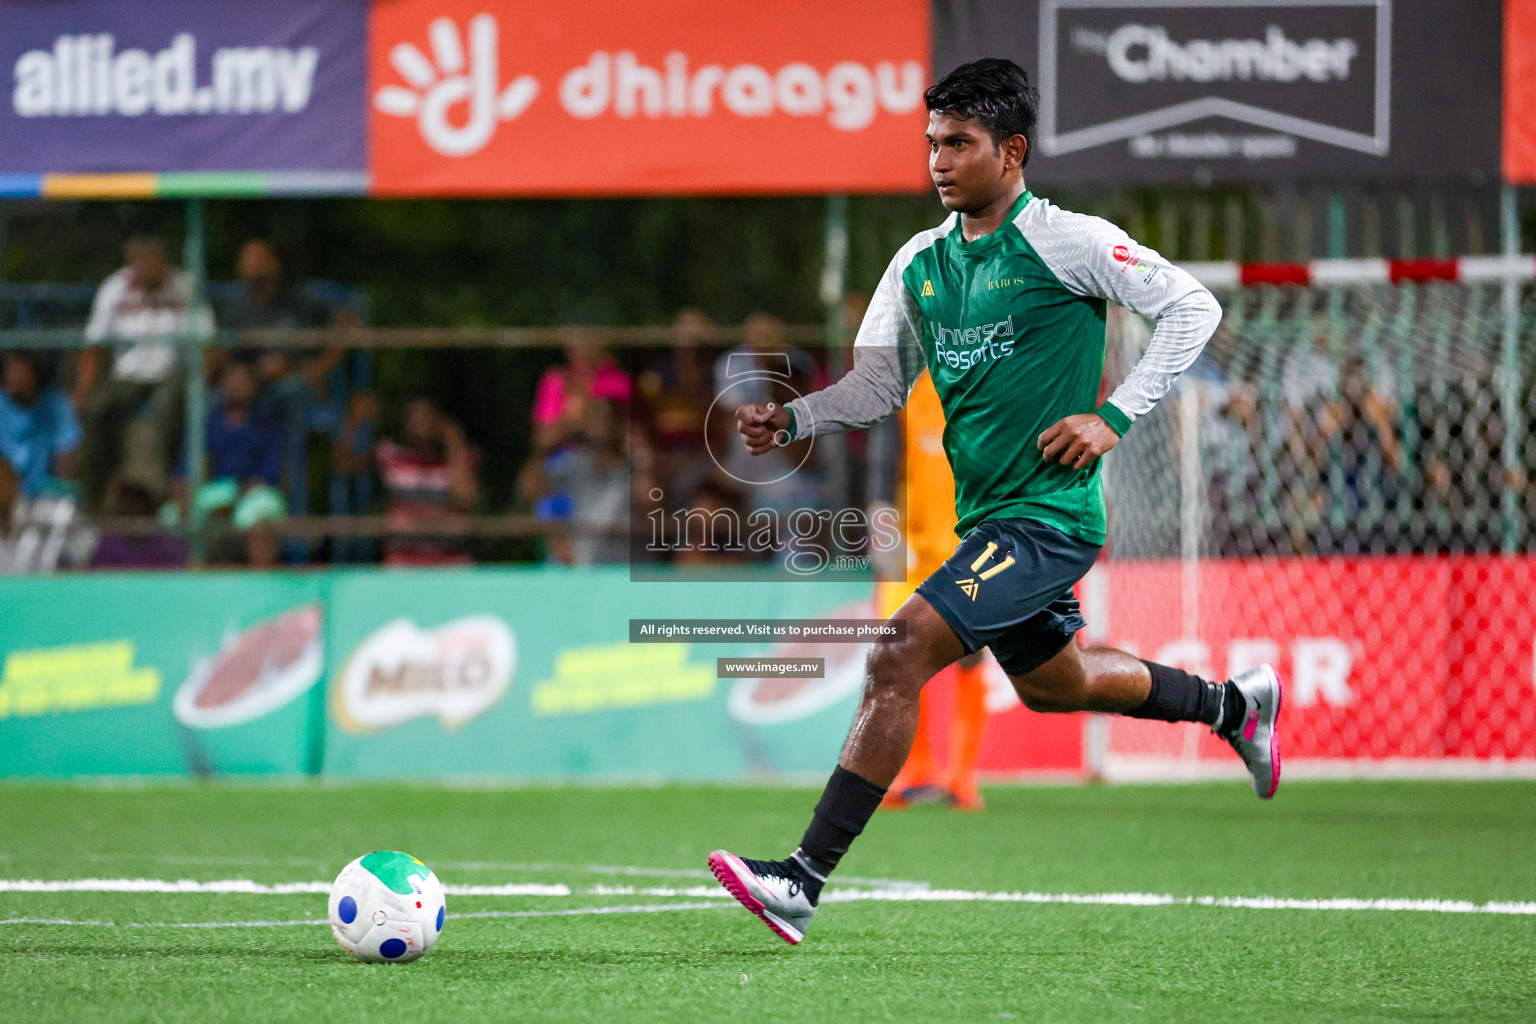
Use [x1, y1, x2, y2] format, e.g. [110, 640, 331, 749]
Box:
[321, 568, 872, 780]
[0, 568, 874, 780]
[0, 573, 325, 777]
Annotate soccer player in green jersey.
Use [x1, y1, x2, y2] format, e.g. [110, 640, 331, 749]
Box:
[708, 58, 1284, 946]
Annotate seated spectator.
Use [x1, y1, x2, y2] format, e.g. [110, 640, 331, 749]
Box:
[201, 360, 285, 491]
[77, 236, 213, 513]
[0, 351, 80, 497]
[519, 400, 628, 566]
[219, 238, 347, 402]
[640, 309, 714, 453]
[532, 325, 632, 453]
[352, 395, 480, 566]
[195, 479, 286, 568]
[88, 475, 188, 569]
[672, 478, 748, 567]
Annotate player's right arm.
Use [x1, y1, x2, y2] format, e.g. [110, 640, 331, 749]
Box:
[736, 251, 926, 455]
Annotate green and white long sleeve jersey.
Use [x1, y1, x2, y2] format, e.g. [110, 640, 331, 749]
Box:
[784, 191, 1221, 545]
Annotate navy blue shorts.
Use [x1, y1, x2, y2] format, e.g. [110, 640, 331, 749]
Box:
[915, 518, 1101, 677]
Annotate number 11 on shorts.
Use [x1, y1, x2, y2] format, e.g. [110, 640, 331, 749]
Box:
[970, 541, 1016, 580]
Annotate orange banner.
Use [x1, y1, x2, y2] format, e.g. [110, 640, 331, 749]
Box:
[368, 0, 931, 196]
[1507, 0, 1536, 183]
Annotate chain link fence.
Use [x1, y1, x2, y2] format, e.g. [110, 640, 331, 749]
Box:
[1093, 278, 1536, 776]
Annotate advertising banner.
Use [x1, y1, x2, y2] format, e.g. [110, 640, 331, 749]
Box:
[1506, 0, 1536, 183]
[367, 0, 931, 196]
[1086, 557, 1536, 771]
[2, 559, 1530, 780]
[0, 573, 326, 776]
[935, 0, 1502, 184]
[0, 0, 367, 176]
[320, 569, 875, 778]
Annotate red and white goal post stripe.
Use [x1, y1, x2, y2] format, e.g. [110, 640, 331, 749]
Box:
[1179, 255, 1536, 289]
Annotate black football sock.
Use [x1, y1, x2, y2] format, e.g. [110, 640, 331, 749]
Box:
[791, 765, 887, 903]
[1127, 660, 1226, 728]
[1220, 681, 1246, 735]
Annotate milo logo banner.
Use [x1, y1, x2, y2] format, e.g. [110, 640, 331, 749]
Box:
[317, 570, 873, 779]
[936, 0, 1501, 183]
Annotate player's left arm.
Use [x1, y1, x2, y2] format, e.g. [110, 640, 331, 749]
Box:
[1032, 211, 1223, 468]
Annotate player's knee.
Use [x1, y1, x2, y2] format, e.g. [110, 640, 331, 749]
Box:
[863, 640, 922, 701]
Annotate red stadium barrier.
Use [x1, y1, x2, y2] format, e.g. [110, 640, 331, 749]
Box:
[965, 556, 1536, 779]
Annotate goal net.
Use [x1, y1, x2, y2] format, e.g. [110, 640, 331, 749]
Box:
[1089, 264, 1536, 780]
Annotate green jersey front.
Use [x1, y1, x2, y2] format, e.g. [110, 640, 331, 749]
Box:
[788, 191, 1220, 546]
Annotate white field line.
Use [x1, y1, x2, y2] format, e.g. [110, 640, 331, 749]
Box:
[0, 854, 926, 890]
[2, 878, 1535, 918]
[0, 879, 573, 897]
[0, 903, 730, 929]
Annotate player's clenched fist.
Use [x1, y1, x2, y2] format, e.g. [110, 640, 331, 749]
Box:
[736, 403, 792, 456]
[1038, 412, 1119, 470]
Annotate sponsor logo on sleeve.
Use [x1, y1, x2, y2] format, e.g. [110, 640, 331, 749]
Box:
[1111, 243, 1162, 284]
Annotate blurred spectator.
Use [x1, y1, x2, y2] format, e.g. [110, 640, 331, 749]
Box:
[711, 311, 821, 406]
[220, 238, 347, 400]
[1413, 375, 1491, 554]
[77, 236, 212, 513]
[0, 351, 80, 497]
[532, 326, 632, 453]
[88, 476, 188, 569]
[640, 309, 714, 453]
[195, 479, 286, 568]
[1315, 355, 1404, 553]
[343, 394, 479, 566]
[709, 312, 826, 528]
[671, 478, 747, 567]
[519, 400, 629, 565]
[0, 451, 94, 574]
[199, 360, 285, 490]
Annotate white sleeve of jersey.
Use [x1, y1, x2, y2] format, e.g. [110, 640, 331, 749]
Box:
[1019, 201, 1221, 431]
[784, 225, 941, 440]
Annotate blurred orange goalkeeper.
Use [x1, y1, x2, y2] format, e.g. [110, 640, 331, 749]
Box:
[877, 373, 988, 812]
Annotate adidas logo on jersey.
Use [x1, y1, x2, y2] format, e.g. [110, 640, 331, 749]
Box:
[921, 279, 935, 296]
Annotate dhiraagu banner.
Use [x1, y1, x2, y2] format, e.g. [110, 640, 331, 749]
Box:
[0, 567, 874, 780]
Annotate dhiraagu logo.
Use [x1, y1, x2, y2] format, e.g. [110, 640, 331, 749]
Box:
[373, 15, 540, 157]
[930, 314, 1016, 370]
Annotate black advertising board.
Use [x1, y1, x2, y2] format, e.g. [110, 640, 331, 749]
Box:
[932, 0, 1501, 184]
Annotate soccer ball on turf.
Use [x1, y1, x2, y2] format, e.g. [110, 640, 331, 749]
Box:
[328, 850, 446, 963]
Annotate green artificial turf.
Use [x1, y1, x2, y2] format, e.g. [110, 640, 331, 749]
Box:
[3, 780, 1534, 1023]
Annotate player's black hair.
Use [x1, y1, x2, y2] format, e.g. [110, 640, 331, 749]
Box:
[924, 58, 1039, 166]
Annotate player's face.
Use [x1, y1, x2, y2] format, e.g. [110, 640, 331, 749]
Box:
[927, 111, 1021, 213]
